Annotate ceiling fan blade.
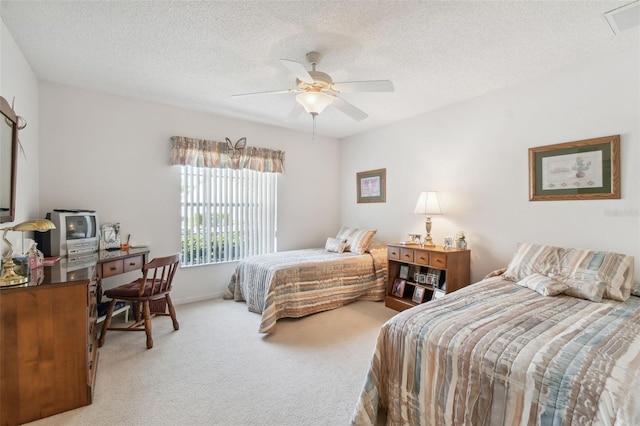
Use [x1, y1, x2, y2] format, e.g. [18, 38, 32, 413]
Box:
[332, 96, 368, 121]
[279, 59, 314, 84]
[285, 103, 304, 121]
[231, 89, 294, 98]
[332, 80, 394, 93]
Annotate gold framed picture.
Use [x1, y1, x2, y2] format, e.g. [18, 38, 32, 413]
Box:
[529, 135, 620, 201]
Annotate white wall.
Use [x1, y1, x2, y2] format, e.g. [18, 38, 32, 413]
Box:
[38, 83, 341, 303]
[340, 47, 640, 284]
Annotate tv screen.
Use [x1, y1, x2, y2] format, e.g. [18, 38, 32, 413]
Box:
[65, 215, 97, 240]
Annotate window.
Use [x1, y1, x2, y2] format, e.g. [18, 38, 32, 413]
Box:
[180, 165, 277, 266]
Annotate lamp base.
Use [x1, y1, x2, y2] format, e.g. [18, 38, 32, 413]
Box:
[0, 259, 29, 287]
[422, 235, 436, 247]
[423, 216, 436, 246]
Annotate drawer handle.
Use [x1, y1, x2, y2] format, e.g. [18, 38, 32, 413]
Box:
[435, 259, 443, 264]
[128, 262, 136, 266]
[418, 256, 426, 261]
[391, 251, 398, 256]
[110, 267, 117, 271]
[404, 253, 411, 258]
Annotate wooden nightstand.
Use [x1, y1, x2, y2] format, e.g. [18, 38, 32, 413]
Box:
[385, 243, 470, 312]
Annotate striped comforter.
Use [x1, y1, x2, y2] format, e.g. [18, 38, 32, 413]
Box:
[225, 244, 387, 333]
[352, 276, 640, 425]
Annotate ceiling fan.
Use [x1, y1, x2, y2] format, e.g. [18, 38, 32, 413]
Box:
[232, 51, 394, 123]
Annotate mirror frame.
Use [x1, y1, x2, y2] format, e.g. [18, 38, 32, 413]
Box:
[0, 96, 19, 223]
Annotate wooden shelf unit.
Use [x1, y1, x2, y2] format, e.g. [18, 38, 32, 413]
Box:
[385, 243, 470, 312]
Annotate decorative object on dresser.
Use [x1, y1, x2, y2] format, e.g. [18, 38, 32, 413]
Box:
[413, 191, 442, 246]
[529, 134, 620, 201]
[99, 253, 180, 349]
[385, 243, 470, 312]
[455, 230, 467, 249]
[100, 222, 121, 250]
[356, 168, 386, 203]
[0, 218, 56, 286]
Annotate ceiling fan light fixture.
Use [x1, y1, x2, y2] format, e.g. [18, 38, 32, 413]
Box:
[296, 91, 334, 115]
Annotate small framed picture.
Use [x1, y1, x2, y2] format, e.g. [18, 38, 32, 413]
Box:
[391, 278, 406, 297]
[399, 265, 409, 279]
[412, 286, 426, 303]
[433, 289, 446, 300]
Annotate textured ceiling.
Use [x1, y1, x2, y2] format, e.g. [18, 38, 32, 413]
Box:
[1, 1, 638, 139]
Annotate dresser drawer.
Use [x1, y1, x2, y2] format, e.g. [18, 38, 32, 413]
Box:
[413, 251, 429, 266]
[430, 252, 447, 268]
[399, 248, 414, 263]
[123, 255, 144, 272]
[101, 259, 123, 278]
[387, 247, 400, 261]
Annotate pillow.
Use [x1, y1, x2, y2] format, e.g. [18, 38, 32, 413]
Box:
[336, 226, 353, 241]
[325, 237, 347, 253]
[335, 227, 377, 254]
[560, 278, 606, 302]
[517, 273, 568, 296]
[347, 229, 377, 254]
[503, 243, 562, 282]
[557, 248, 634, 301]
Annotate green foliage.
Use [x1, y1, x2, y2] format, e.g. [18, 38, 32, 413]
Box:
[181, 232, 240, 264]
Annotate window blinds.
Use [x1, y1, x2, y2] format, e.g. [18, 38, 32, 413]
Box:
[181, 165, 277, 265]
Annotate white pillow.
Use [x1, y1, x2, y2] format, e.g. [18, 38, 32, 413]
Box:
[325, 237, 347, 253]
[517, 273, 568, 297]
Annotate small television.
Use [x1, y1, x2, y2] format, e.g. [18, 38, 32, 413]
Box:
[36, 210, 100, 257]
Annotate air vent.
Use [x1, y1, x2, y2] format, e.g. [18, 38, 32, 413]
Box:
[604, 1, 640, 34]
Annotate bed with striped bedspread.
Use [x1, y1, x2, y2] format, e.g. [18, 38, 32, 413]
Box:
[225, 243, 387, 333]
[351, 275, 640, 425]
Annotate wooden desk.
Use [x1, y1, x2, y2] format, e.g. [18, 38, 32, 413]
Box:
[96, 247, 150, 303]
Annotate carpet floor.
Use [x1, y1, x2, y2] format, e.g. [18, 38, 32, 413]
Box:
[27, 298, 397, 426]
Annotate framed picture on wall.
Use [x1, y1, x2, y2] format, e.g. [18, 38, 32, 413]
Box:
[529, 135, 620, 201]
[357, 168, 386, 203]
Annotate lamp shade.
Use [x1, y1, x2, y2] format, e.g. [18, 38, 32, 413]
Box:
[414, 191, 442, 215]
[11, 219, 56, 232]
[296, 91, 334, 115]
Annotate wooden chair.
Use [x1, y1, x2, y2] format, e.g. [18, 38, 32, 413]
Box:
[98, 253, 180, 349]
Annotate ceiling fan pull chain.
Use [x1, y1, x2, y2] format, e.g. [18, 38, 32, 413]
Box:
[312, 114, 316, 140]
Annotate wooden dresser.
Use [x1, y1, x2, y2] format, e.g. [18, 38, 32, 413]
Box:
[385, 243, 471, 312]
[0, 265, 98, 426]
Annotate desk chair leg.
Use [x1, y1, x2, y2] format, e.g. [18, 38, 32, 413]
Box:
[143, 300, 153, 349]
[166, 294, 179, 330]
[98, 300, 116, 348]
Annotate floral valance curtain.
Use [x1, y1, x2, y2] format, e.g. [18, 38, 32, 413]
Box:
[170, 136, 285, 174]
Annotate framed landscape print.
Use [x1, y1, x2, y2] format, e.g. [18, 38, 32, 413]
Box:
[529, 135, 620, 201]
[357, 168, 386, 203]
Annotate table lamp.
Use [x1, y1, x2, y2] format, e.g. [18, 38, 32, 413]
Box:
[0, 219, 55, 287]
[414, 191, 442, 246]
